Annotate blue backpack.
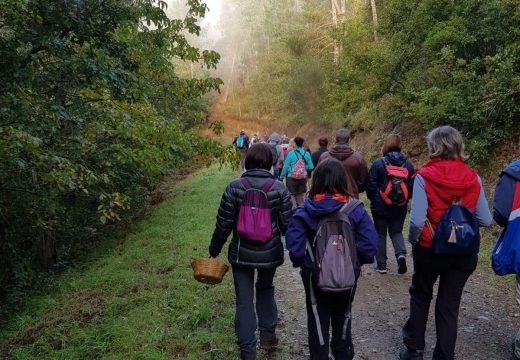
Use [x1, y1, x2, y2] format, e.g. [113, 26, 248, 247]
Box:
[492, 180, 520, 275]
[429, 198, 480, 255]
[236, 135, 245, 149]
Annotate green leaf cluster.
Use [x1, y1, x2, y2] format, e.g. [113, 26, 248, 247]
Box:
[0, 0, 222, 313]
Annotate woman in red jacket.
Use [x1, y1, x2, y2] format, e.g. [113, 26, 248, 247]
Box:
[400, 126, 492, 360]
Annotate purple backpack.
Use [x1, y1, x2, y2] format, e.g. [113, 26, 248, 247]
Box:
[237, 178, 275, 243]
[307, 199, 361, 292]
[306, 199, 361, 347]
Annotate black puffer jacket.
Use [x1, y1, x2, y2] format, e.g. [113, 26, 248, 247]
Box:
[209, 169, 293, 269]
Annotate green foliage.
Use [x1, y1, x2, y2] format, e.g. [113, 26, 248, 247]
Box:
[378, 0, 520, 161]
[0, 0, 223, 313]
[0, 165, 237, 359]
[223, 0, 519, 161]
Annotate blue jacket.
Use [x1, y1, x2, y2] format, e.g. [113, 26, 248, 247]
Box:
[365, 152, 414, 219]
[280, 147, 314, 179]
[493, 160, 520, 227]
[285, 195, 378, 269]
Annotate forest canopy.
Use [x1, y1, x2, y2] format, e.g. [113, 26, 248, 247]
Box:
[219, 0, 519, 161]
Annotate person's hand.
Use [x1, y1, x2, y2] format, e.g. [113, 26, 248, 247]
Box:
[209, 246, 219, 258]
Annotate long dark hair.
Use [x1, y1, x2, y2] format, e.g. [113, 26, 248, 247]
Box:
[308, 158, 352, 198]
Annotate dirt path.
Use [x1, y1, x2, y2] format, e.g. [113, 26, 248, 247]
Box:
[210, 100, 519, 360]
[270, 241, 519, 360]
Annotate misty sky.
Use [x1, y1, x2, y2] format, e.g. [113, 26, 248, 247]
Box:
[165, 0, 223, 42]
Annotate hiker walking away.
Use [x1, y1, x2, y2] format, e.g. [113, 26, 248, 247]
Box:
[400, 126, 492, 360]
[311, 136, 329, 168]
[209, 144, 293, 360]
[250, 133, 259, 147]
[279, 137, 290, 175]
[280, 136, 314, 208]
[285, 158, 377, 360]
[492, 158, 520, 360]
[268, 132, 284, 179]
[319, 129, 368, 199]
[233, 130, 250, 173]
[366, 134, 414, 275]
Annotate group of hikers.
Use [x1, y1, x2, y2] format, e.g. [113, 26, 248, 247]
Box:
[210, 125, 520, 360]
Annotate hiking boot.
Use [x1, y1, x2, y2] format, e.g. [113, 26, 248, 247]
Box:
[397, 255, 408, 275]
[374, 263, 387, 274]
[260, 336, 279, 350]
[240, 353, 256, 360]
[399, 349, 423, 360]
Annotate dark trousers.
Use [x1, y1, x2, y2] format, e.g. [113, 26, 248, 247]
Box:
[373, 215, 406, 266]
[273, 167, 280, 180]
[232, 266, 278, 358]
[402, 246, 477, 360]
[302, 268, 355, 360]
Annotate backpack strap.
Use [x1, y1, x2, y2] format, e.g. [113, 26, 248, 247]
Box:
[241, 177, 274, 193]
[240, 177, 251, 189]
[339, 198, 362, 216]
[295, 149, 308, 165]
[261, 179, 275, 193]
[308, 272, 325, 346]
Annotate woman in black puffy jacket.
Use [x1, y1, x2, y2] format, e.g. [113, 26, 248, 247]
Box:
[209, 143, 293, 360]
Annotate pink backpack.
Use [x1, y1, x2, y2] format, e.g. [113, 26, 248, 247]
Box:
[291, 150, 307, 180]
[237, 178, 275, 243]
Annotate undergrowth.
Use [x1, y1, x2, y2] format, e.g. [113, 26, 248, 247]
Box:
[0, 165, 238, 359]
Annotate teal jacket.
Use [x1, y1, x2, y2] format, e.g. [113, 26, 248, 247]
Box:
[280, 147, 314, 179]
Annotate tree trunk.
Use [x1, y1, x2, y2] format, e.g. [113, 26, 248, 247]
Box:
[37, 230, 56, 271]
[370, 0, 379, 41]
[331, 0, 347, 63]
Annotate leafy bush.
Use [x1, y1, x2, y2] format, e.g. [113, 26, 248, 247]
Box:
[0, 0, 223, 314]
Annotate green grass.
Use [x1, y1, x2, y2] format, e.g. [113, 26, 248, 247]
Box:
[0, 165, 238, 360]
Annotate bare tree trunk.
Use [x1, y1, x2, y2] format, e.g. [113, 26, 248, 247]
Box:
[370, 0, 379, 41]
[37, 230, 56, 271]
[331, 0, 339, 63]
[223, 50, 237, 103]
[331, 0, 347, 63]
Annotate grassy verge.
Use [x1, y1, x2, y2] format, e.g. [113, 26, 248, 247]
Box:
[0, 165, 238, 360]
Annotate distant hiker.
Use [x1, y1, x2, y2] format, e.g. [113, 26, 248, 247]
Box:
[233, 130, 250, 173]
[311, 136, 329, 168]
[400, 126, 492, 360]
[319, 128, 368, 199]
[250, 133, 259, 147]
[366, 134, 414, 274]
[285, 158, 377, 360]
[280, 136, 314, 208]
[268, 132, 284, 179]
[209, 143, 293, 360]
[492, 158, 520, 360]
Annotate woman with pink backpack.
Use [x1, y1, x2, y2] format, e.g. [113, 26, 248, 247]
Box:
[280, 136, 314, 208]
[209, 143, 293, 360]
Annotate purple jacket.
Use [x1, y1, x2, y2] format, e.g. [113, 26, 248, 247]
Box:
[285, 195, 378, 269]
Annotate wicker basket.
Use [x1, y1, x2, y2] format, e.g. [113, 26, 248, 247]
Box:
[191, 258, 229, 285]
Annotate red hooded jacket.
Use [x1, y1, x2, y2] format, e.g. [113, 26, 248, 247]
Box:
[418, 158, 481, 248]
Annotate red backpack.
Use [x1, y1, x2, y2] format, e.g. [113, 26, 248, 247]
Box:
[379, 158, 409, 207]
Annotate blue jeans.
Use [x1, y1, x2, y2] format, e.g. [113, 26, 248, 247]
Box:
[232, 266, 278, 358]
